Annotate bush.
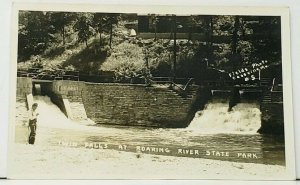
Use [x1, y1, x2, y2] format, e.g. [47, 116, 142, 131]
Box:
[17, 55, 43, 71]
[101, 42, 146, 82]
[43, 44, 66, 59]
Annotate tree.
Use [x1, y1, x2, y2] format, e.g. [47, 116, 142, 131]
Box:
[186, 15, 203, 42]
[107, 14, 120, 48]
[149, 14, 159, 41]
[74, 13, 93, 48]
[246, 16, 281, 64]
[204, 15, 214, 66]
[92, 13, 110, 46]
[50, 12, 75, 45]
[231, 16, 241, 69]
[18, 11, 55, 61]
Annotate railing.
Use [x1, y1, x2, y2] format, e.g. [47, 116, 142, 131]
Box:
[204, 80, 234, 88]
[269, 78, 283, 103]
[171, 78, 194, 91]
[271, 78, 276, 92]
[18, 69, 80, 81]
[150, 77, 172, 84]
[19, 70, 195, 89]
[149, 77, 195, 98]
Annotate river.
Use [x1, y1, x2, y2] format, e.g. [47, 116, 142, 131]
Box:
[14, 96, 285, 166]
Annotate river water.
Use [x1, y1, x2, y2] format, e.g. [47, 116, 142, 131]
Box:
[15, 96, 285, 166]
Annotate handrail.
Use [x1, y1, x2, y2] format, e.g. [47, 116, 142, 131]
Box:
[171, 78, 194, 91]
[17, 69, 80, 81]
[271, 78, 276, 92]
[183, 78, 194, 91]
[149, 77, 194, 92]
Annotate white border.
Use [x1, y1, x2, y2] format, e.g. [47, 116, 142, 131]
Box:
[1, 0, 299, 180]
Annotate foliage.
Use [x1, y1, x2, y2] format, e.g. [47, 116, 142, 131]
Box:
[17, 12, 282, 82]
[50, 12, 76, 45]
[18, 55, 44, 71]
[73, 13, 94, 47]
[62, 39, 109, 73]
[64, 64, 76, 71]
[101, 42, 146, 81]
[92, 13, 110, 45]
[18, 11, 56, 61]
[142, 40, 172, 76]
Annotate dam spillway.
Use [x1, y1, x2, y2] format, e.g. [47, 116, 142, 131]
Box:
[16, 77, 284, 135]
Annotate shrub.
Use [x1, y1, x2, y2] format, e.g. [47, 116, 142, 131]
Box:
[17, 55, 43, 71]
[101, 42, 146, 82]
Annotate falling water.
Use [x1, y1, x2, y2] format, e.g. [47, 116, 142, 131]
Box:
[32, 96, 94, 129]
[187, 101, 261, 134]
[15, 96, 284, 165]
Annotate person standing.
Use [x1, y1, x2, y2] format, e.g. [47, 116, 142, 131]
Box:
[28, 103, 39, 144]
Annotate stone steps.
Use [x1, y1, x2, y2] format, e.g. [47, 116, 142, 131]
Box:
[260, 78, 272, 86]
[262, 91, 272, 102]
[167, 87, 198, 101]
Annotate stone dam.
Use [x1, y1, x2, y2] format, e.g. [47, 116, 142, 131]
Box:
[16, 77, 284, 134]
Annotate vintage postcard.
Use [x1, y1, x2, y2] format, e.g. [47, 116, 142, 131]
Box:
[7, 3, 296, 180]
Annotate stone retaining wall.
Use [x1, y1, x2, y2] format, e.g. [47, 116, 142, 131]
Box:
[17, 78, 285, 133]
[16, 77, 32, 100]
[82, 83, 197, 127]
[39, 80, 202, 127]
[41, 80, 88, 121]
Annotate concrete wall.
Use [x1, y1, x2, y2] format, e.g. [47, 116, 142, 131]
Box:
[41, 80, 201, 127]
[15, 77, 285, 134]
[41, 80, 88, 121]
[259, 103, 284, 135]
[16, 77, 32, 124]
[271, 91, 283, 102]
[16, 77, 32, 100]
[82, 83, 197, 127]
[15, 78, 201, 127]
[259, 91, 284, 135]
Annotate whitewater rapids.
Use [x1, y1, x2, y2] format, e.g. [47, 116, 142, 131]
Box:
[187, 101, 261, 134]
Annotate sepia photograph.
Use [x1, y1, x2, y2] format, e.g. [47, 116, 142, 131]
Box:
[7, 4, 295, 180]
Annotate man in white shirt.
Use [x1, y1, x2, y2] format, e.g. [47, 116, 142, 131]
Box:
[28, 103, 39, 144]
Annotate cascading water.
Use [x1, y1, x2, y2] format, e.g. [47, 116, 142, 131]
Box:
[32, 96, 94, 129]
[33, 96, 74, 128]
[14, 96, 284, 166]
[187, 100, 261, 134]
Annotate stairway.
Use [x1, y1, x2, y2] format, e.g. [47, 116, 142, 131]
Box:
[169, 85, 199, 101]
[260, 78, 272, 87]
[262, 91, 272, 103]
[260, 78, 273, 103]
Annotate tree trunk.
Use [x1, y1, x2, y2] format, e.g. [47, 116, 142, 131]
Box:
[109, 22, 113, 48]
[209, 16, 213, 48]
[232, 16, 240, 69]
[188, 26, 192, 42]
[232, 16, 239, 54]
[173, 16, 177, 81]
[154, 25, 157, 41]
[99, 31, 102, 46]
[62, 26, 65, 46]
[206, 16, 213, 66]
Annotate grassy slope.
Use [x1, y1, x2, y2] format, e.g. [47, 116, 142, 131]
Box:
[17, 21, 131, 74]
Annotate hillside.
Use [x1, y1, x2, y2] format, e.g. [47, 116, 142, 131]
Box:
[17, 12, 282, 83]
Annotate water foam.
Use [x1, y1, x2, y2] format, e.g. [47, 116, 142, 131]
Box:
[33, 96, 95, 129]
[187, 101, 261, 134]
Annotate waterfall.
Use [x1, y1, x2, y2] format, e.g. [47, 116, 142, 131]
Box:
[187, 101, 261, 134]
[32, 96, 95, 129]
